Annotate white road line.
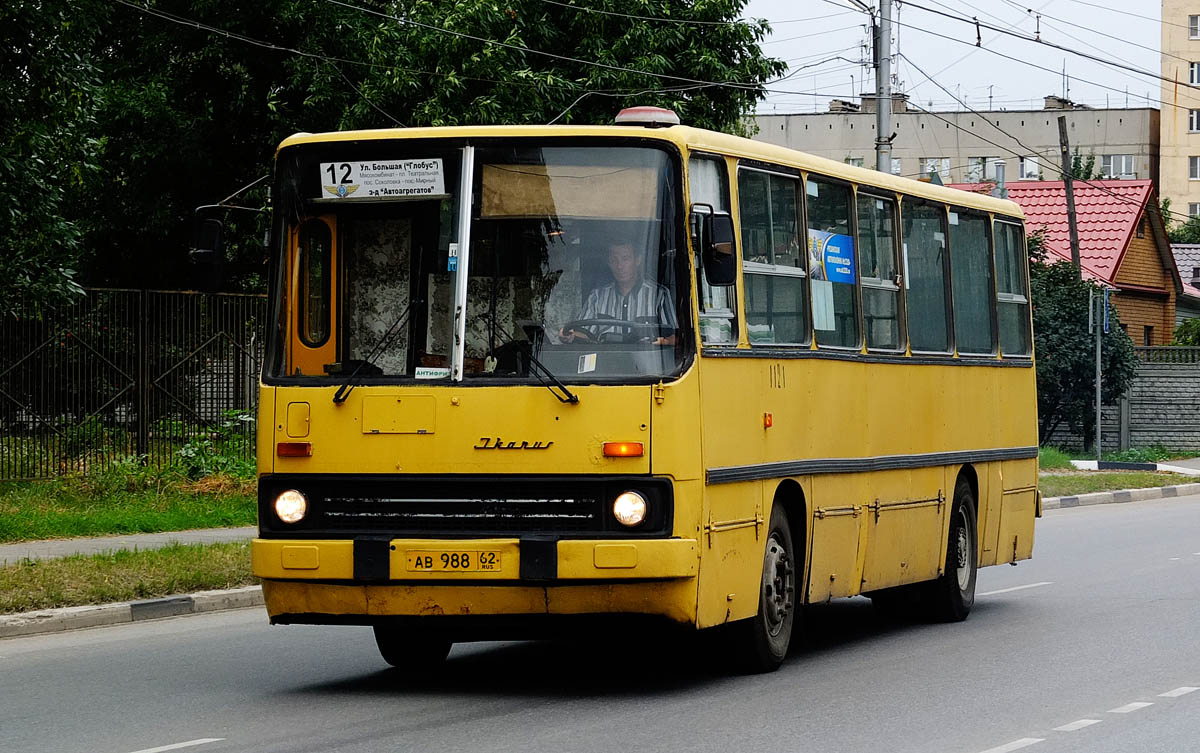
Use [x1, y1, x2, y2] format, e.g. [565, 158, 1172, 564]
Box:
[978, 581, 1053, 596]
[1108, 702, 1153, 713]
[1159, 687, 1200, 697]
[125, 739, 225, 753]
[977, 738, 1044, 753]
[1053, 719, 1102, 732]
[1170, 557, 1182, 561]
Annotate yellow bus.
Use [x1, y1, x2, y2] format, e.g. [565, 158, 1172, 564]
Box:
[250, 107, 1039, 673]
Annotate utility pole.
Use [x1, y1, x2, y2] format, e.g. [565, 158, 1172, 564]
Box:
[1058, 115, 1082, 278]
[875, 0, 892, 173]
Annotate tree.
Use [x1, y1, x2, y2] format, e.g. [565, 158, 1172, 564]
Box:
[1029, 230, 1139, 450]
[64, 1, 785, 293]
[1070, 148, 1097, 180]
[1171, 317, 1200, 345]
[0, 1, 100, 314]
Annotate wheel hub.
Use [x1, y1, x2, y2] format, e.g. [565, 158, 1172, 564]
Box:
[762, 534, 794, 637]
[955, 510, 972, 591]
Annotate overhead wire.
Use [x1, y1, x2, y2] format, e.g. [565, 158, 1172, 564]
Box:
[532, 1, 855, 27]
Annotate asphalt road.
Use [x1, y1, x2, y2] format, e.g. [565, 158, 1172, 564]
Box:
[3, 497, 1199, 753]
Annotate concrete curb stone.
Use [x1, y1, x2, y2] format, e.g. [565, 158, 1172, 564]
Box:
[0, 585, 262, 639]
[1042, 482, 1200, 510]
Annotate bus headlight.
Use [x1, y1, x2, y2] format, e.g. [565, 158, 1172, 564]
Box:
[274, 489, 308, 524]
[612, 491, 647, 527]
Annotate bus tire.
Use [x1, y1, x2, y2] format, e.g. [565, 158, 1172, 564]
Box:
[373, 626, 452, 670]
[922, 478, 978, 622]
[730, 503, 797, 673]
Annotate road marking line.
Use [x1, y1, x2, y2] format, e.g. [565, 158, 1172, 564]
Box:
[977, 738, 1044, 753]
[1159, 687, 1199, 697]
[125, 739, 225, 753]
[1108, 702, 1153, 713]
[978, 581, 1053, 596]
[1053, 719, 1102, 732]
[1170, 557, 1182, 561]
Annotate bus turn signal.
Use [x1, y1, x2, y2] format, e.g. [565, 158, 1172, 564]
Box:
[603, 441, 644, 457]
[277, 442, 313, 457]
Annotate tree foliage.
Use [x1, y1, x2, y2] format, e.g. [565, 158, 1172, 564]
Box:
[0, 2, 100, 314]
[1029, 230, 1138, 449]
[1171, 317, 1200, 345]
[1069, 148, 1097, 181]
[4, 0, 786, 300]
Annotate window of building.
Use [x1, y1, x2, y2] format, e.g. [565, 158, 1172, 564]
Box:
[994, 221, 1032, 356]
[738, 167, 807, 345]
[949, 210, 996, 355]
[1191, 156, 1200, 181]
[1018, 156, 1040, 180]
[858, 194, 903, 351]
[1144, 325, 1154, 346]
[845, 156, 865, 168]
[1190, 203, 1200, 218]
[902, 198, 951, 353]
[920, 157, 951, 179]
[1101, 154, 1136, 177]
[1192, 110, 1200, 133]
[1191, 15, 1200, 39]
[297, 219, 332, 347]
[689, 155, 737, 344]
[1137, 216, 1146, 238]
[1192, 62, 1200, 85]
[808, 177, 859, 348]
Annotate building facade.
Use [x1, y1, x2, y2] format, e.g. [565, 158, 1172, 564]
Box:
[1161, 0, 1200, 218]
[754, 97, 1158, 188]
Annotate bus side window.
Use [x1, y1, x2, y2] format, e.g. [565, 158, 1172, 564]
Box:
[858, 194, 902, 351]
[949, 209, 997, 355]
[297, 219, 332, 347]
[994, 221, 1032, 356]
[808, 177, 860, 348]
[902, 198, 952, 354]
[689, 155, 737, 344]
[739, 167, 807, 345]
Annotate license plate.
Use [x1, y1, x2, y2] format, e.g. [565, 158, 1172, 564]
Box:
[405, 550, 501, 572]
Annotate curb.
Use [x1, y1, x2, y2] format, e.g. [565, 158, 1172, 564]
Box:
[0, 585, 262, 640]
[1043, 482, 1200, 510]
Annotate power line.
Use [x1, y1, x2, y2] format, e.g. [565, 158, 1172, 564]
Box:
[533, 1, 854, 27]
[1056, 0, 1179, 29]
[994, 0, 1188, 66]
[898, 0, 1196, 93]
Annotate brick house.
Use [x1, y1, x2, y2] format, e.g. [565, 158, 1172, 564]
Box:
[953, 180, 1182, 345]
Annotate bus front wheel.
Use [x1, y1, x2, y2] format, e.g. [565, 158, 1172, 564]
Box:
[729, 503, 797, 673]
[922, 478, 978, 622]
[373, 626, 452, 670]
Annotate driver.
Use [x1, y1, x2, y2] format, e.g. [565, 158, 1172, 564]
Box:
[561, 242, 678, 345]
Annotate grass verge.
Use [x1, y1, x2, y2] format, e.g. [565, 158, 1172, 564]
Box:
[1039, 471, 1196, 498]
[0, 541, 254, 614]
[1038, 446, 1075, 470]
[0, 473, 256, 543]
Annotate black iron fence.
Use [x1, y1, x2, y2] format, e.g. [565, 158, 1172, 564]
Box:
[0, 289, 267, 480]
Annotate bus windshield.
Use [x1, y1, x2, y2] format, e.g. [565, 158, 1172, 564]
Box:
[271, 142, 690, 383]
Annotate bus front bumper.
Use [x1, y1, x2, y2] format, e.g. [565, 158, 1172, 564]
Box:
[252, 537, 700, 625]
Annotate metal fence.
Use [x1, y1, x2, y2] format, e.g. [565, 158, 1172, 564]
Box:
[0, 289, 267, 480]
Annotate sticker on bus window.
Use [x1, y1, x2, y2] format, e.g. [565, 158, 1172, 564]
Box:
[949, 212, 959, 225]
[812, 280, 835, 331]
[808, 229, 856, 284]
[578, 353, 597, 373]
[415, 367, 451, 379]
[317, 159, 446, 200]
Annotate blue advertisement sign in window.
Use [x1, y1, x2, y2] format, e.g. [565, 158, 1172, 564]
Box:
[808, 229, 856, 284]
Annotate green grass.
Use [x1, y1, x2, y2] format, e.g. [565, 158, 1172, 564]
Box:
[1038, 471, 1196, 497]
[1038, 446, 1075, 470]
[0, 541, 255, 614]
[0, 471, 256, 543]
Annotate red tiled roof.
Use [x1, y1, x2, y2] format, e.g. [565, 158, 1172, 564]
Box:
[948, 179, 1154, 284]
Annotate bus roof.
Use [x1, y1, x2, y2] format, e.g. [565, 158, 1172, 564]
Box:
[278, 124, 1024, 219]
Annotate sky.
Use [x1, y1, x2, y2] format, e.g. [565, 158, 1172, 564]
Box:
[742, 0, 1164, 114]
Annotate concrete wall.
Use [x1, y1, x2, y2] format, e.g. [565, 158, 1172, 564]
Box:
[754, 107, 1159, 186]
[1160, 0, 1200, 217]
[1045, 348, 1200, 451]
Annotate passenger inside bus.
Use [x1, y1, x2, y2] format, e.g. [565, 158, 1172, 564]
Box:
[559, 241, 678, 345]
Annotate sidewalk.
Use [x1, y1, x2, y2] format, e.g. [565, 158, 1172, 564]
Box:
[0, 526, 257, 565]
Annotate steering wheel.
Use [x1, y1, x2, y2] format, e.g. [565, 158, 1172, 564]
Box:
[560, 317, 660, 343]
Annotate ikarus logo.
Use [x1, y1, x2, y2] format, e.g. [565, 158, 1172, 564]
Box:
[474, 437, 554, 450]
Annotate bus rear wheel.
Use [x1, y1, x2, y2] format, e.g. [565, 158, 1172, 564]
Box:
[729, 504, 797, 673]
[921, 478, 978, 622]
[373, 626, 452, 670]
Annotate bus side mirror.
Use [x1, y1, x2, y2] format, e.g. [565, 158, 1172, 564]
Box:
[691, 204, 736, 286]
[189, 216, 225, 292]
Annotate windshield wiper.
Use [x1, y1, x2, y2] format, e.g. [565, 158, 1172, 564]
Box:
[523, 341, 579, 404]
[332, 302, 414, 404]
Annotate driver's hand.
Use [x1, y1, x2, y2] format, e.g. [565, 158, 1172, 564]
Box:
[653, 334, 677, 346]
[559, 327, 590, 343]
